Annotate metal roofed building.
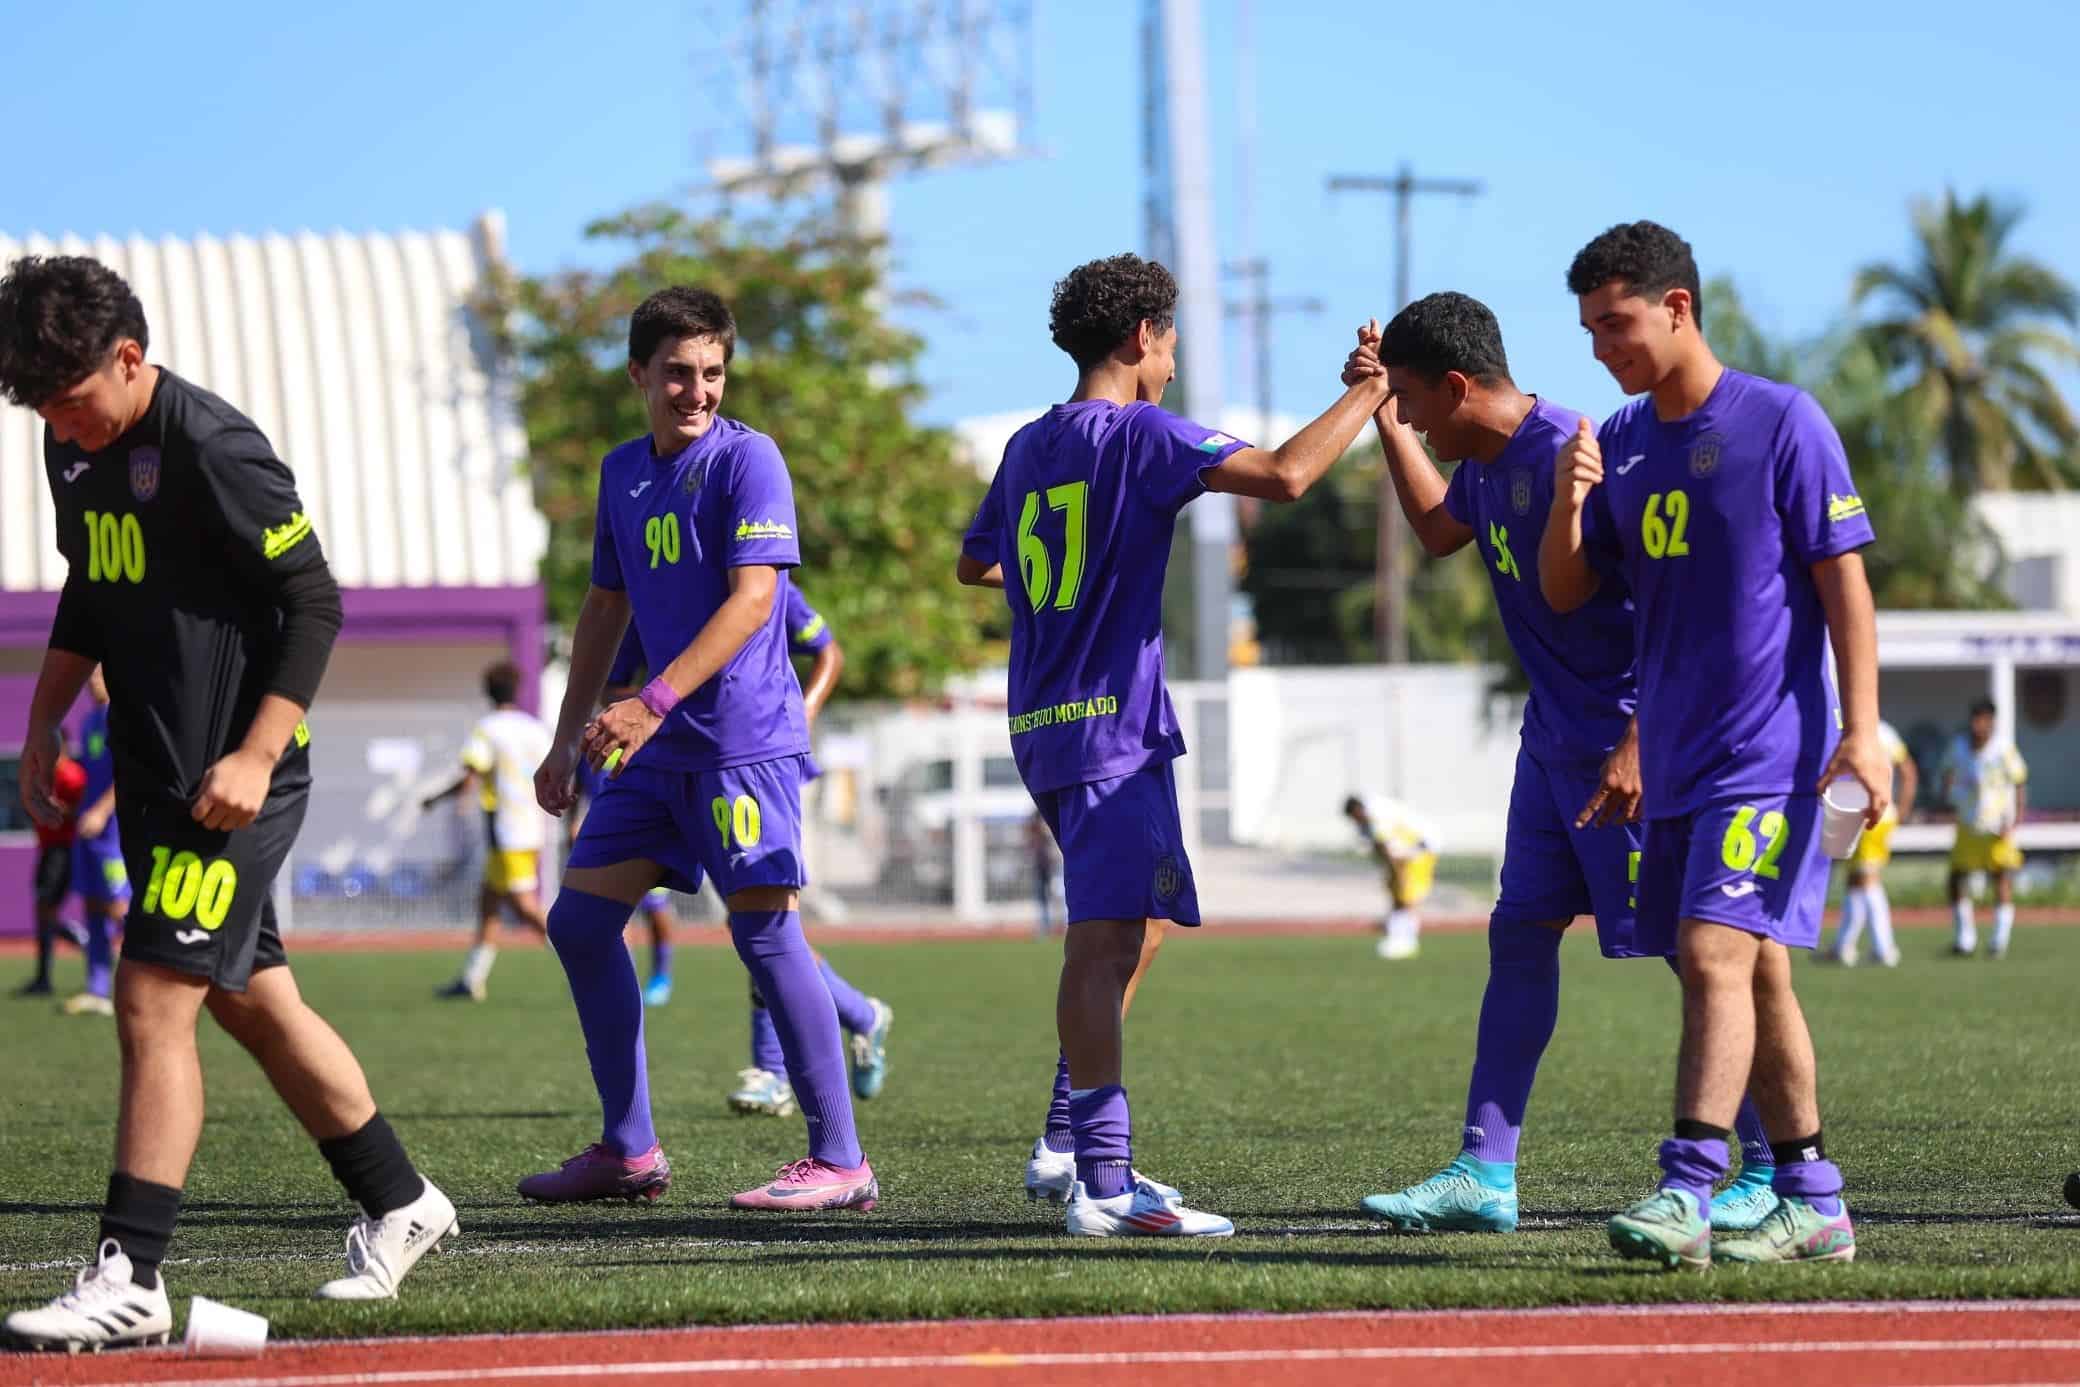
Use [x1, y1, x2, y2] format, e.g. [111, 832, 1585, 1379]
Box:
[0, 213, 549, 932]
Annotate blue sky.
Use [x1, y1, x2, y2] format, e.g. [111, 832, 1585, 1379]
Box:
[3, 0, 2075, 432]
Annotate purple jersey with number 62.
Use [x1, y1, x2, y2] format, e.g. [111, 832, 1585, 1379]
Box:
[962, 401, 1248, 794]
[1581, 370, 1875, 814]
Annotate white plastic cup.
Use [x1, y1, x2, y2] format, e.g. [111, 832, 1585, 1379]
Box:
[185, 1295, 268, 1357]
[1820, 779, 1871, 860]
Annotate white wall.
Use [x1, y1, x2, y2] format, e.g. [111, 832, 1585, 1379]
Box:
[1228, 664, 1522, 856]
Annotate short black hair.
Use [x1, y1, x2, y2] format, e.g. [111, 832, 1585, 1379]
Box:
[1049, 254, 1177, 370]
[1969, 697, 1997, 719]
[628, 286, 735, 366]
[483, 660, 522, 706]
[0, 255, 151, 408]
[1565, 221, 1704, 329]
[1377, 292, 1512, 384]
[1343, 796, 1366, 817]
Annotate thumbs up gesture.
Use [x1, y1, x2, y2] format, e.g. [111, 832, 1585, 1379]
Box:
[1556, 415, 1603, 510]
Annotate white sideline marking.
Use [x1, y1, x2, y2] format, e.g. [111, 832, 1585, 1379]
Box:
[112, 1338, 2080, 1387]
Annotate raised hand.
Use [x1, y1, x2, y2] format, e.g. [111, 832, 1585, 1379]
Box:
[1556, 415, 1604, 509]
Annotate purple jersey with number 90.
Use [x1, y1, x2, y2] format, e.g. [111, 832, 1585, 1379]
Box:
[962, 401, 1248, 795]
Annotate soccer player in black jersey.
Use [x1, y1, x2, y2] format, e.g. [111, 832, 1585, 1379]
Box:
[0, 256, 454, 1352]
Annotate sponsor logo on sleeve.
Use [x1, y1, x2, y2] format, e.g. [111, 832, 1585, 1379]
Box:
[1826, 493, 1866, 523]
[734, 517, 794, 541]
[1194, 431, 1238, 455]
[261, 511, 314, 560]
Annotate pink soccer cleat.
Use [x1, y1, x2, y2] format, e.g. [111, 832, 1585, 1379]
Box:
[729, 1158, 879, 1212]
[517, 1142, 672, 1203]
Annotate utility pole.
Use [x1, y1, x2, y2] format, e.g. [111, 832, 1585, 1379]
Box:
[1222, 258, 1323, 461]
[1325, 164, 1482, 664]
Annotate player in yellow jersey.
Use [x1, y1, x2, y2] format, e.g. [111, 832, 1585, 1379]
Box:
[1828, 719, 1917, 967]
[1942, 698, 2028, 958]
[427, 661, 555, 999]
[1344, 794, 1440, 960]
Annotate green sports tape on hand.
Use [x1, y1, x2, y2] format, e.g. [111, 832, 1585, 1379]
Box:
[605, 747, 623, 773]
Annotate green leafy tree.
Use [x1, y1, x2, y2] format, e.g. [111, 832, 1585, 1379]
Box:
[1852, 190, 2080, 493]
[1240, 449, 1508, 668]
[1705, 276, 2009, 609]
[485, 203, 998, 699]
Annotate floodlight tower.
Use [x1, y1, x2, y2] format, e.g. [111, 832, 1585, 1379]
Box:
[697, 1, 1037, 249]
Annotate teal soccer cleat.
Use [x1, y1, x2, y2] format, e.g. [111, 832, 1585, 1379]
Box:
[1609, 1188, 1713, 1271]
[1709, 1163, 1782, 1232]
[849, 998, 894, 1100]
[1360, 1154, 1519, 1232]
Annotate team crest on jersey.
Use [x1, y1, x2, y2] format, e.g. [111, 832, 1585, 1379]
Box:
[1510, 469, 1532, 515]
[128, 446, 161, 501]
[1152, 854, 1184, 902]
[679, 463, 704, 497]
[1688, 433, 1724, 478]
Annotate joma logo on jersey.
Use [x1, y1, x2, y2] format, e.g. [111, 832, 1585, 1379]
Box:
[734, 518, 793, 541]
[128, 447, 161, 501]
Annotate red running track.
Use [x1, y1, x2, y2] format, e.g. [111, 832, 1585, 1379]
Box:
[7, 1301, 2080, 1387]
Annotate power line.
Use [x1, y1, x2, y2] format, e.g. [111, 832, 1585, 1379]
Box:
[1326, 164, 1484, 664]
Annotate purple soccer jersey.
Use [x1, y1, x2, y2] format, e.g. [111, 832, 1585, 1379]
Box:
[1443, 398, 1636, 770]
[782, 584, 833, 657]
[590, 418, 809, 772]
[1581, 370, 1875, 814]
[962, 401, 1248, 794]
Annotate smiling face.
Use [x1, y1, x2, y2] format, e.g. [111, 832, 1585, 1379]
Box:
[1134, 320, 1178, 405]
[1384, 367, 1476, 462]
[629, 334, 727, 453]
[1577, 280, 1693, 397]
[37, 340, 148, 454]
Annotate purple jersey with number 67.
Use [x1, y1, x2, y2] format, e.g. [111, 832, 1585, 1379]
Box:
[962, 401, 1248, 794]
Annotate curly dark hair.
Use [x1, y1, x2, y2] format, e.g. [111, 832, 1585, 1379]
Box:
[0, 255, 150, 408]
[1565, 221, 1703, 328]
[1377, 292, 1512, 384]
[629, 285, 735, 365]
[1049, 254, 1177, 370]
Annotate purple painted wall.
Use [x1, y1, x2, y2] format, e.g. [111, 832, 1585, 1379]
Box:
[0, 584, 545, 938]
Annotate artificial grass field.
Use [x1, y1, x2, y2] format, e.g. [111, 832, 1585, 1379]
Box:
[2, 923, 2076, 1339]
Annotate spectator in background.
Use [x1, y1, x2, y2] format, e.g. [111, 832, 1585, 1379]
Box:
[1942, 698, 2028, 958]
[1027, 810, 1064, 937]
[14, 752, 88, 996]
[1828, 718, 1918, 967]
[1344, 794, 1440, 961]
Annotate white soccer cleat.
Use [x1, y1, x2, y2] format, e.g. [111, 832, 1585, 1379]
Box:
[3, 1239, 172, 1353]
[313, 1179, 457, 1300]
[1376, 934, 1419, 961]
[1024, 1138, 1076, 1202]
[1023, 1139, 1181, 1204]
[1065, 1178, 1233, 1238]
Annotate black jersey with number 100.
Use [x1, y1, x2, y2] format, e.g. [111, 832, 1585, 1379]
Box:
[44, 370, 324, 805]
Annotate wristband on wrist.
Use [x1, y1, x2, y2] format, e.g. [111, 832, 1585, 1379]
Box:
[638, 677, 680, 719]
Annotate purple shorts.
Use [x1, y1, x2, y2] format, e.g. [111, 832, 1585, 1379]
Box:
[1033, 761, 1198, 927]
[71, 830, 131, 905]
[1635, 792, 1828, 953]
[1494, 746, 1646, 957]
[567, 756, 807, 899]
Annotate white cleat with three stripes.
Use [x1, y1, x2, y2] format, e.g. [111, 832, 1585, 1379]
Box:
[1064, 1177, 1234, 1237]
[314, 1178, 458, 1300]
[3, 1240, 173, 1352]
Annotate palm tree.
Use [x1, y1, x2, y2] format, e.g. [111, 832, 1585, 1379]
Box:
[1853, 190, 2080, 493]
